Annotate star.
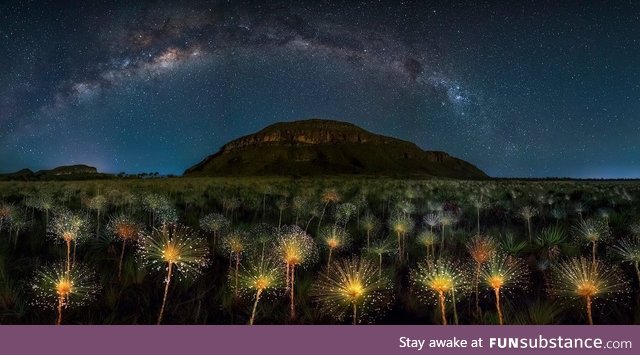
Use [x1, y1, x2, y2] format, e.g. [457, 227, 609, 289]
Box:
[0, 0, 637, 178]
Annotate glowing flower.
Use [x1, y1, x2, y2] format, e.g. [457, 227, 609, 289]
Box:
[142, 194, 174, 227]
[199, 212, 230, 257]
[87, 194, 107, 236]
[334, 202, 357, 228]
[319, 226, 351, 267]
[572, 218, 610, 268]
[480, 254, 529, 325]
[466, 234, 497, 316]
[411, 258, 469, 325]
[388, 212, 414, 262]
[469, 194, 489, 235]
[138, 224, 209, 324]
[35, 193, 54, 226]
[423, 213, 441, 232]
[363, 237, 397, 278]
[518, 206, 538, 242]
[317, 188, 341, 235]
[549, 257, 626, 325]
[612, 236, 640, 285]
[416, 230, 438, 260]
[276, 225, 317, 320]
[107, 214, 143, 280]
[359, 212, 380, 248]
[321, 188, 341, 204]
[48, 210, 91, 273]
[312, 257, 393, 324]
[31, 262, 99, 325]
[237, 256, 285, 325]
[221, 229, 249, 296]
[438, 211, 457, 254]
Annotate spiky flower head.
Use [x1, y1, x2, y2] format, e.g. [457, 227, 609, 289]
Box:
[237, 256, 285, 296]
[598, 208, 613, 220]
[143, 193, 172, 212]
[319, 226, 351, 251]
[427, 201, 444, 213]
[395, 200, 415, 215]
[199, 213, 230, 234]
[364, 237, 397, 258]
[417, 230, 438, 248]
[439, 211, 458, 227]
[572, 218, 610, 244]
[470, 195, 489, 209]
[138, 224, 209, 279]
[612, 237, 640, 265]
[292, 194, 310, 212]
[36, 193, 54, 211]
[423, 213, 441, 228]
[411, 258, 470, 302]
[388, 212, 414, 236]
[156, 206, 178, 225]
[335, 202, 357, 225]
[360, 212, 380, 233]
[518, 206, 538, 220]
[549, 257, 626, 301]
[276, 225, 317, 268]
[221, 229, 250, 256]
[466, 234, 497, 265]
[87, 194, 107, 211]
[107, 214, 142, 242]
[480, 254, 529, 292]
[321, 188, 341, 204]
[403, 187, 417, 200]
[142, 193, 176, 224]
[312, 257, 393, 323]
[48, 209, 91, 243]
[31, 262, 99, 309]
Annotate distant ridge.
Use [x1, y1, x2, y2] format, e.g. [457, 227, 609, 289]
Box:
[184, 119, 488, 179]
[0, 164, 111, 181]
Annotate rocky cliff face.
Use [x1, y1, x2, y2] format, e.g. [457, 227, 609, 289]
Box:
[220, 120, 396, 152]
[185, 118, 488, 179]
[1, 164, 102, 181]
[47, 165, 98, 176]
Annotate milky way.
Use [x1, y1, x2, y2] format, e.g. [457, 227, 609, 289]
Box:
[1, 0, 639, 178]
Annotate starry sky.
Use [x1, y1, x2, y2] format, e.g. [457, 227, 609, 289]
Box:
[1, 0, 639, 178]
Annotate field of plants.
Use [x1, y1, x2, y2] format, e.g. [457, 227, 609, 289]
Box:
[0, 177, 639, 325]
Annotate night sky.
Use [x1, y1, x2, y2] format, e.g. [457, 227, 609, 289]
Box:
[1, 0, 639, 178]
